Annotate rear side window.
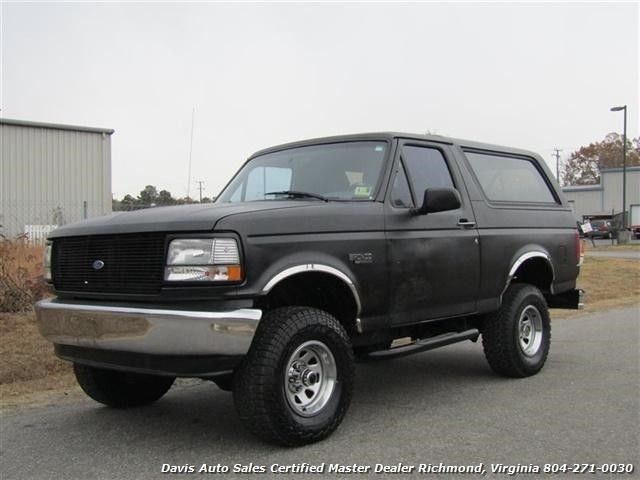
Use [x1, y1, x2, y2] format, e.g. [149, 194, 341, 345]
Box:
[464, 151, 556, 203]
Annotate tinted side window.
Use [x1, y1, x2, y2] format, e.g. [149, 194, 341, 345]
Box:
[402, 146, 455, 197]
[465, 152, 556, 203]
[390, 164, 413, 208]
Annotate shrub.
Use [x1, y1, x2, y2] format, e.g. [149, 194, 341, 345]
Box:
[0, 236, 51, 312]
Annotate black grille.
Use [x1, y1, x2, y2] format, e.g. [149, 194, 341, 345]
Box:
[52, 233, 166, 295]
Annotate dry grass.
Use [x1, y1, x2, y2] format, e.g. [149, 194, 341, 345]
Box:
[0, 313, 70, 383]
[0, 256, 637, 409]
[549, 256, 640, 319]
[0, 239, 71, 408]
[0, 312, 76, 408]
[576, 257, 639, 304]
[0, 238, 51, 312]
[583, 242, 640, 251]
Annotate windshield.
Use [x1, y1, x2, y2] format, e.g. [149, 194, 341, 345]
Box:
[217, 141, 388, 203]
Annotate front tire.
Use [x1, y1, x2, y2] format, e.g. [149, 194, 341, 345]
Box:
[233, 306, 355, 446]
[482, 284, 551, 378]
[73, 364, 175, 408]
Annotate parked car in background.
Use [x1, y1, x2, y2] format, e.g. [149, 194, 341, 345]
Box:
[586, 220, 614, 239]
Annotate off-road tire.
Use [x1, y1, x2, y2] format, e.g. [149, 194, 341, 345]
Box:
[482, 283, 551, 378]
[73, 364, 175, 408]
[233, 306, 355, 446]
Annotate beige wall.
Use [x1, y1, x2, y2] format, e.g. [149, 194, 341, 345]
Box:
[602, 168, 640, 215]
[563, 167, 640, 221]
[0, 121, 112, 238]
[564, 188, 603, 220]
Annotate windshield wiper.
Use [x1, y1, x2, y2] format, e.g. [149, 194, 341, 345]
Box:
[264, 191, 329, 202]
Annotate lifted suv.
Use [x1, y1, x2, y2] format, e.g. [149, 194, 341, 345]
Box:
[36, 132, 582, 445]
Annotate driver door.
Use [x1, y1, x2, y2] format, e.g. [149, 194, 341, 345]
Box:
[385, 141, 480, 325]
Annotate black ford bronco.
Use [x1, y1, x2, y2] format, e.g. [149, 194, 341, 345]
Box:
[36, 132, 583, 446]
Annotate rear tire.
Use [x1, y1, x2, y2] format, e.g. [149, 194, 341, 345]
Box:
[73, 364, 175, 408]
[482, 284, 551, 378]
[233, 306, 354, 446]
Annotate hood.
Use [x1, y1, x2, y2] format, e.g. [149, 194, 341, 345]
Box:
[48, 201, 313, 238]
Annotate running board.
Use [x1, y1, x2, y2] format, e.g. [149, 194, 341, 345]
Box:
[367, 329, 480, 361]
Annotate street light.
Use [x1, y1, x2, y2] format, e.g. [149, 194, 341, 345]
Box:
[610, 105, 627, 230]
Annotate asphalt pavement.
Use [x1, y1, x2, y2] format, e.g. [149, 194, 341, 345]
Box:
[1, 305, 639, 480]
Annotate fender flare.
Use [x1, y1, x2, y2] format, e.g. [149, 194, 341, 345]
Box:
[501, 250, 556, 301]
[261, 263, 362, 329]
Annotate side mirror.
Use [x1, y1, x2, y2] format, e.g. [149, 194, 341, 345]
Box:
[410, 187, 461, 215]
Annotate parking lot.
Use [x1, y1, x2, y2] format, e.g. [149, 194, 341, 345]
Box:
[2, 305, 638, 479]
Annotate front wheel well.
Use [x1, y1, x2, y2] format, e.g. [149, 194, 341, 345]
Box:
[257, 272, 359, 335]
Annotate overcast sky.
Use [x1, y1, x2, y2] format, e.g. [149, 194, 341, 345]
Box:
[2, 2, 638, 199]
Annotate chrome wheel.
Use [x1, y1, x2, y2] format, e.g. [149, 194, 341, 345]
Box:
[284, 340, 337, 417]
[518, 305, 543, 357]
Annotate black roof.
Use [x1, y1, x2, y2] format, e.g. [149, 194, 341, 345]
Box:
[249, 131, 539, 159]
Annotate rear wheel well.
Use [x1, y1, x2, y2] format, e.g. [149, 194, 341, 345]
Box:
[510, 258, 554, 294]
[258, 272, 359, 335]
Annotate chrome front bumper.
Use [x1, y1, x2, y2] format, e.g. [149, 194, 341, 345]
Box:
[35, 299, 262, 357]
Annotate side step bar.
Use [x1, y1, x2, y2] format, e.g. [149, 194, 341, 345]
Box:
[367, 328, 480, 361]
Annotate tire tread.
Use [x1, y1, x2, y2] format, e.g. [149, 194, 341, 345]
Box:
[233, 306, 354, 446]
[482, 283, 551, 378]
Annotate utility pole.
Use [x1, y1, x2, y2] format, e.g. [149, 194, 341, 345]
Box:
[610, 105, 628, 231]
[553, 148, 562, 184]
[186, 107, 196, 199]
[196, 180, 205, 202]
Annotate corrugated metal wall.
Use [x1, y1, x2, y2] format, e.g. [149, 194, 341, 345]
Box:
[0, 120, 112, 239]
[562, 167, 640, 220]
[602, 168, 640, 217]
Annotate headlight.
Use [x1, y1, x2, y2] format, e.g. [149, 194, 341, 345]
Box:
[165, 238, 242, 282]
[43, 243, 52, 281]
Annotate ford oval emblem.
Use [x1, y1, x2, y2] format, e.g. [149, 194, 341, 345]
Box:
[92, 260, 105, 270]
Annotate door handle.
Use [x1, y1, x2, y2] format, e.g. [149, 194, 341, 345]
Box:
[457, 219, 476, 227]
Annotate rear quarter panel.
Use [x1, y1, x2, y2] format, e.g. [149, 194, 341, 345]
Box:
[451, 146, 580, 312]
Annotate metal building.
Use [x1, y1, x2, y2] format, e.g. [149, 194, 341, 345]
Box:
[562, 166, 640, 222]
[0, 118, 113, 240]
